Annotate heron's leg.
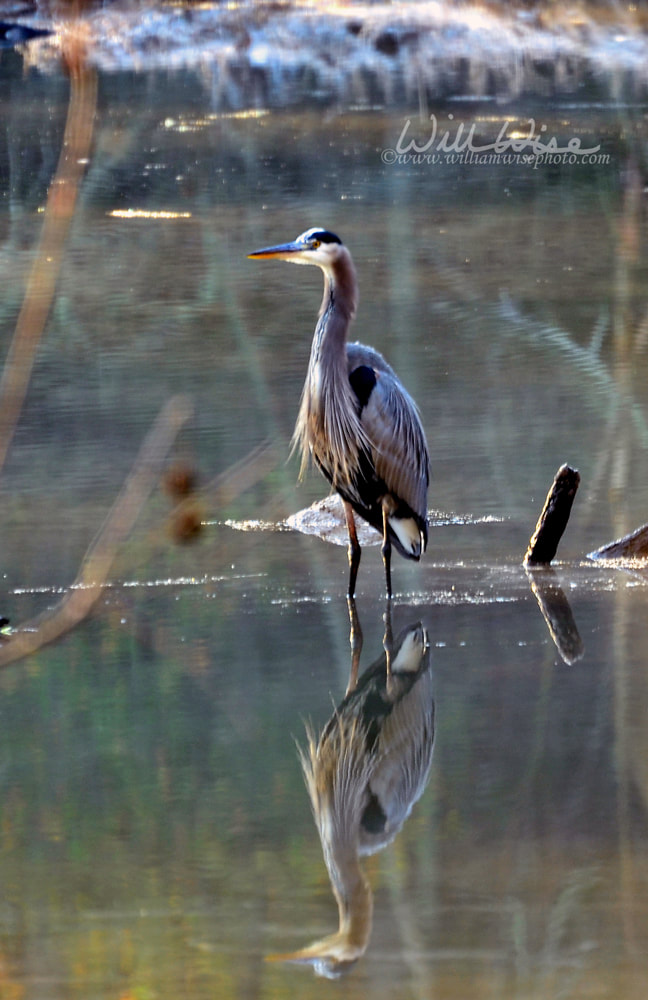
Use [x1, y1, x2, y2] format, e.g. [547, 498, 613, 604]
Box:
[343, 501, 361, 598]
[346, 596, 363, 695]
[381, 505, 393, 599]
[383, 596, 394, 691]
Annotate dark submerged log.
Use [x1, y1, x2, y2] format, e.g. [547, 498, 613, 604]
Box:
[524, 464, 580, 566]
[588, 522, 648, 561]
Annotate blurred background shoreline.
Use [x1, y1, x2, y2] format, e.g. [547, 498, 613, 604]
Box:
[3, 0, 648, 105]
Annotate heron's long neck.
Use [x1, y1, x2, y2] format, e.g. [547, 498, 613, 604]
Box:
[310, 251, 358, 374]
[292, 248, 361, 480]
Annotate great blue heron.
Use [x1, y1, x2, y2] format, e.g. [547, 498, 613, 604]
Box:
[248, 228, 430, 598]
[268, 620, 434, 978]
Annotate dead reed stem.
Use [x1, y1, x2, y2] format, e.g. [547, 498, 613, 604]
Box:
[0, 39, 97, 475]
[0, 395, 193, 668]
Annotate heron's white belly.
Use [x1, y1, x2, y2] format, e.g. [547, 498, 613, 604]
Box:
[388, 515, 422, 557]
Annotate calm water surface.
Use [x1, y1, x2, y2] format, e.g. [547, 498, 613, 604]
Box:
[0, 51, 647, 999]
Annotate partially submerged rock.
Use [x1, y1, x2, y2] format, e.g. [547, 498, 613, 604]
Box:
[286, 495, 380, 549]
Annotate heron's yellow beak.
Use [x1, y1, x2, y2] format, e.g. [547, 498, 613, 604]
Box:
[248, 240, 307, 261]
[265, 943, 359, 977]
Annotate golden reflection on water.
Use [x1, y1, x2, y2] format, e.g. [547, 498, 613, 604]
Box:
[163, 109, 269, 133]
[108, 208, 193, 219]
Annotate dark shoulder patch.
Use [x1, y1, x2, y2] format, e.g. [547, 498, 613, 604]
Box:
[349, 365, 376, 409]
[361, 790, 387, 835]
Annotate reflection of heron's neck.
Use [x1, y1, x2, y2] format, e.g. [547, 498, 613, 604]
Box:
[267, 845, 373, 973]
[279, 850, 373, 971]
[328, 847, 373, 954]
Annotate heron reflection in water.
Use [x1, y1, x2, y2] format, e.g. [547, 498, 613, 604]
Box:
[269, 617, 435, 978]
[248, 229, 430, 598]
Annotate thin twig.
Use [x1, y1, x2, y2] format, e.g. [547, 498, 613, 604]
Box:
[0, 395, 193, 668]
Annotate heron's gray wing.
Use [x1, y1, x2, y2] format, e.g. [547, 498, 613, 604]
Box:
[347, 342, 395, 376]
[359, 366, 429, 521]
[359, 666, 435, 854]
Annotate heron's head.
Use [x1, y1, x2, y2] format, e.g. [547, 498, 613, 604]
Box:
[248, 228, 345, 270]
[266, 937, 363, 979]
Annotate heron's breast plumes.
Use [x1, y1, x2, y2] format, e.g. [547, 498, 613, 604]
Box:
[293, 358, 372, 506]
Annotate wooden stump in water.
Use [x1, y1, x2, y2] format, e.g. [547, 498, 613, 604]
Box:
[524, 464, 580, 566]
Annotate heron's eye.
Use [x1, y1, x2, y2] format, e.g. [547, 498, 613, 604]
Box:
[310, 240, 320, 249]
